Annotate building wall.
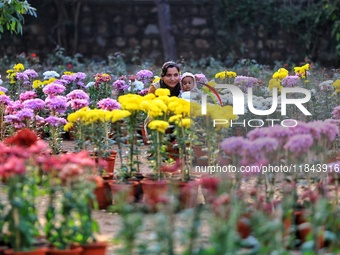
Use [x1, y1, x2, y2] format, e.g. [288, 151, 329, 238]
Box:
[0, 0, 335, 66]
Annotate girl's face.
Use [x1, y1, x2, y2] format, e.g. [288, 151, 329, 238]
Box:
[161, 67, 180, 88]
[181, 77, 194, 91]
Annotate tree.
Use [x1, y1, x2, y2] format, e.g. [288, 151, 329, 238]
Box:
[154, 0, 177, 61]
[0, 0, 37, 37]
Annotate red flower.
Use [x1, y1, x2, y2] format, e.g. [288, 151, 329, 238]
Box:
[67, 63, 73, 69]
[129, 75, 136, 82]
[5, 128, 38, 147]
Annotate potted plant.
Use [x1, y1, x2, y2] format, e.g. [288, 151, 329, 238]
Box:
[42, 151, 106, 255]
[0, 129, 49, 254]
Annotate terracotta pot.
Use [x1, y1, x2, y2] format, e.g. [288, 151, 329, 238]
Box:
[47, 247, 83, 255]
[4, 248, 48, 255]
[79, 242, 107, 255]
[140, 179, 169, 208]
[175, 180, 199, 210]
[109, 180, 139, 204]
[192, 145, 208, 166]
[103, 152, 116, 174]
[93, 180, 112, 210]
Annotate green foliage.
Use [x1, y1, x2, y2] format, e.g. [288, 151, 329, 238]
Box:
[0, 0, 37, 36]
[3, 174, 41, 251]
[214, 0, 340, 62]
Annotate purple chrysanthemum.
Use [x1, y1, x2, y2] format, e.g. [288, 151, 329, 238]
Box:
[281, 75, 299, 87]
[0, 94, 11, 105]
[66, 89, 89, 100]
[19, 91, 37, 102]
[136, 69, 153, 84]
[43, 82, 66, 96]
[332, 106, 340, 119]
[247, 126, 271, 141]
[112, 79, 129, 91]
[16, 108, 34, 121]
[44, 116, 67, 127]
[45, 96, 68, 114]
[97, 98, 121, 110]
[23, 98, 45, 111]
[284, 134, 314, 155]
[0, 86, 8, 93]
[67, 99, 89, 110]
[311, 120, 339, 144]
[16, 69, 39, 81]
[266, 125, 293, 146]
[220, 136, 248, 155]
[234, 76, 258, 91]
[62, 72, 87, 87]
[6, 100, 23, 114]
[138, 88, 149, 96]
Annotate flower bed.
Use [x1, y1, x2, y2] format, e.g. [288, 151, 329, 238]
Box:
[0, 60, 340, 254]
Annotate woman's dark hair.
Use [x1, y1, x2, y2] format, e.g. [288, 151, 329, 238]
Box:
[160, 61, 181, 77]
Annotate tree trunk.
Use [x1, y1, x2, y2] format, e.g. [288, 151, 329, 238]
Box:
[154, 0, 177, 61]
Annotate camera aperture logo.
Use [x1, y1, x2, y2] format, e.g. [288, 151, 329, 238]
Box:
[201, 84, 312, 128]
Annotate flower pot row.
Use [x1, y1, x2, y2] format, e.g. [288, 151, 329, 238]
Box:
[1, 241, 107, 255]
[93, 175, 201, 211]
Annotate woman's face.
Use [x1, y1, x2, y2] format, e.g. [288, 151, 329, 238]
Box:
[161, 67, 180, 88]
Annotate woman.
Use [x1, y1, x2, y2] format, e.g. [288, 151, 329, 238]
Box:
[144, 61, 181, 158]
[148, 61, 181, 97]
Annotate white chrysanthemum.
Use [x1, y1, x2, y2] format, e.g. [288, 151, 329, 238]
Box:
[319, 80, 334, 91]
[128, 80, 144, 92]
[43, 70, 60, 80]
[85, 81, 95, 88]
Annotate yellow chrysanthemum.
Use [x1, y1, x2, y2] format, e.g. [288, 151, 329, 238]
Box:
[152, 77, 161, 83]
[178, 118, 191, 128]
[67, 107, 89, 122]
[148, 99, 168, 118]
[155, 88, 170, 97]
[148, 120, 170, 133]
[63, 71, 74, 75]
[83, 109, 108, 124]
[272, 68, 289, 79]
[294, 64, 309, 78]
[0, 91, 4, 95]
[13, 63, 24, 71]
[43, 78, 57, 85]
[168, 99, 189, 116]
[206, 104, 237, 130]
[268, 78, 282, 92]
[107, 109, 131, 123]
[215, 71, 236, 79]
[139, 100, 153, 112]
[63, 122, 74, 132]
[332, 80, 340, 93]
[118, 94, 144, 111]
[33, 80, 43, 89]
[168, 114, 183, 124]
[143, 93, 156, 101]
[190, 101, 203, 117]
[215, 71, 226, 79]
